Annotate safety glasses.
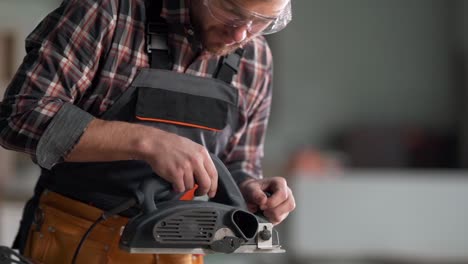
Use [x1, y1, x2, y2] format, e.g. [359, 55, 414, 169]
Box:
[203, 0, 292, 35]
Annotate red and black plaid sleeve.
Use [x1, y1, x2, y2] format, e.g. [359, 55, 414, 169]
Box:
[0, 0, 116, 163]
[223, 36, 274, 182]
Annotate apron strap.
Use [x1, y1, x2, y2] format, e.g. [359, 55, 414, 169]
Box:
[215, 48, 244, 84]
[146, 0, 173, 70]
[146, 0, 244, 83]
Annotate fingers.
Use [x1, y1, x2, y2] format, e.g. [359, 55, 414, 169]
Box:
[264, 188, 296, 225]
[241, 179, 268, 207]
[193, 157, 211, 197]
[261, 177, 289, 210]
[191, 148, 219, 197]
[204, 154, 218, 198]
[247, 203, 260, 213]
[171, 168, 185, 193]
[264, 210, 289, 226]
[183, 163, 194, 191]
[148, 133, 218, 196]
[246, 177, 295, 225]
[250, 186, 269, 208]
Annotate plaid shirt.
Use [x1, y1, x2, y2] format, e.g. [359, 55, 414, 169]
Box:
[0, 0, 273, 181]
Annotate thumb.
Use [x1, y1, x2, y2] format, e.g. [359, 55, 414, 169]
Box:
[244, 184, 268, 207]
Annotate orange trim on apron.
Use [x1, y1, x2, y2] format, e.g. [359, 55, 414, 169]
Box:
[135, 116, 222, 132]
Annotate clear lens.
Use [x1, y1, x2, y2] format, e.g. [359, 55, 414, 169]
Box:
[261, 1, 292, 35]
[203, 0, 292, 35]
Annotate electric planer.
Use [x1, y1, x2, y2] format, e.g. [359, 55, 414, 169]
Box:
[119, 154, 285, 254]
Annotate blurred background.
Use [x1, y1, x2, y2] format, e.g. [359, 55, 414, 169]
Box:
[1, 0, 468, 263]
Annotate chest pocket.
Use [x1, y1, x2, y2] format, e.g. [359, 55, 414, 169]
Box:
[128, 69, 239, 155]
[135, 86, 229, 132]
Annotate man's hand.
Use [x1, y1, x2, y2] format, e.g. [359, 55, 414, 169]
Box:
[137, 128, 218, 198]
[239, 177, 296, 225]
[65, 119, 218, 197]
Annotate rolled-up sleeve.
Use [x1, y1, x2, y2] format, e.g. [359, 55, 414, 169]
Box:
[0, 0, 115, 169]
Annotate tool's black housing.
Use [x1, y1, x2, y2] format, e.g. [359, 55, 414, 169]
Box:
[120, 201, 262, 252]
[119, 155, 280, 253]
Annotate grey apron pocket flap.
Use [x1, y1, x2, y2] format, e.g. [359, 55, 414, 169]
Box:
[135, 87, 228, 131]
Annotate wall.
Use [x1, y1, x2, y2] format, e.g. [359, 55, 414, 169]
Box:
[265, 0, 456, 168]
[0, 0, 459, 170]
[0, 0, 61, 244]
[460, 1, 468, 48]
[0, 0, 61, 71]
[289, 172, 468, 261]
[456, 0, 468, 166]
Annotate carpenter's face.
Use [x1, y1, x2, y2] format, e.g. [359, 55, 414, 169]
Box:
[191, 0, 289, 56]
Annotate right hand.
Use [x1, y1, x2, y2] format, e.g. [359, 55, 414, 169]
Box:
[137, 128, 218, 198]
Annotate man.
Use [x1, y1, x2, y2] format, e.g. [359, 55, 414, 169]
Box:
[0, 0, 295, 263]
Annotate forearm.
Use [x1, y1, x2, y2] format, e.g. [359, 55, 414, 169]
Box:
[64, 118, 155, 163]
[66, 116, 219, 197]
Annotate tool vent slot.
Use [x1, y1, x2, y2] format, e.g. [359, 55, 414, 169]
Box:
[154, 210, 218, 244]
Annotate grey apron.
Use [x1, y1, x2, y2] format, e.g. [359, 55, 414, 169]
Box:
[42, 65, 242, 213]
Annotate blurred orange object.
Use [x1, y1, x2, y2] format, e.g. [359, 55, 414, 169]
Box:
[285, 148, 344, 176]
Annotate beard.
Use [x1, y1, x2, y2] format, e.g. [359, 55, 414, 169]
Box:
[190, 0, 253, 56]
[199, 27, 252, 56]
[203, 41, 248, 56]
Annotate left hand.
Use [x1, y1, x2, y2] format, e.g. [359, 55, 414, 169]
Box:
[239, 177, 296, 225]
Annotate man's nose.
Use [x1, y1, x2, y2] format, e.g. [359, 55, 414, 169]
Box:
[231, 24, 248, 43]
